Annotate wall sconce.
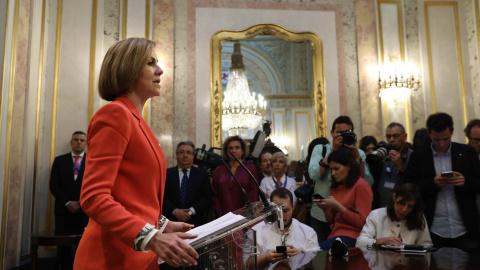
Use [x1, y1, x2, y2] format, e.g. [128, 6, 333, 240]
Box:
[379, 61, 420, 102]
[270, 135, 290, 155]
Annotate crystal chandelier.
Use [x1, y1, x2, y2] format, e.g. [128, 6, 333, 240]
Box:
[379, 61, 420, 102]
[222, 43, 266, 137]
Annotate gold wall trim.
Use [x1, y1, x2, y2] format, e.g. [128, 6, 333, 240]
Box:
[1, 0, 19, 267]
[383, 101, 389, 128]
[404, 99, 411, 142]
[122, 0, 127, 40]
[294, 111, 312, 160]
[425, 2, 468, 125]
[263, 94, 313, 100]
[424, 2, 436, 112]
[47, 0, 63, 233]
[476, 0, 480, 71]
[31, 0, 47, 236]
[210, 24, 326, 148]
[377, 0, 405, 64]
[142, 0, 150, 124]
[88, 0, 97, 121]
[145, 0, 150, 39]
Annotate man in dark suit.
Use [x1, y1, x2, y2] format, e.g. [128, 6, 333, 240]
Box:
[402, 113, 480, 250]
[50, 131, 89, 269]
[163, 141, 213, 228]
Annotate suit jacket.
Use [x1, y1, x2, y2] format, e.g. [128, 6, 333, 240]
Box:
[402, 142, 480, 240]
[50, 152, 86, 216]
[162, 166, 213, 227]
[74, 95, 167, 270]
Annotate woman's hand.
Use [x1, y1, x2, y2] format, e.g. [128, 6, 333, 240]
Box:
[316, 196, 346, 213]
[164, 221, 194, 233]
[376, 236, 404, 247]
[147, 231, 199, 268]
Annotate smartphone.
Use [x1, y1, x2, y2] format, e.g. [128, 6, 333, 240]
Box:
[441, 171, 454, 177]
[312, 193, 324, 201]
[276, 246, 287, 254]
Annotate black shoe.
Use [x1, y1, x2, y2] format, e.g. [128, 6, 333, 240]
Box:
[329, 237, 349, 258]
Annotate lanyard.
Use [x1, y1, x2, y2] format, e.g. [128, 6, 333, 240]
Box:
[272, 175, 287, 188]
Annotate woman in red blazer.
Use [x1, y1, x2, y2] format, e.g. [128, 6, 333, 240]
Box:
[74, 38, 198, 269]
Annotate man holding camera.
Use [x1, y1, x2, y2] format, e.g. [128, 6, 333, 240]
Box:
[253, 188, 319, 270]
[368, 122, 412, 208]
[308, 116, 373, 243]
[403, 113, 480, 250]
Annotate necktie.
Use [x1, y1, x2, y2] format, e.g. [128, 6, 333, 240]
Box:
[180, 169, 188, 206]
[74, 156, 81, 180]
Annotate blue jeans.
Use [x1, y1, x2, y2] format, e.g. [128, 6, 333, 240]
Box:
[319, 236, 356, 251]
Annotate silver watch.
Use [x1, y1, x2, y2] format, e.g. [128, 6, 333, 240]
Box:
[188, 210, 193, 216]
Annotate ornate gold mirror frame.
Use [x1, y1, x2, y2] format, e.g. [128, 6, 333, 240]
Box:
[210, 23, 326, 148]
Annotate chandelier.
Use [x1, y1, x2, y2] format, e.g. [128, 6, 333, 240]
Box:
[378, 61, 420, 102]
[222, 43, 266, 137]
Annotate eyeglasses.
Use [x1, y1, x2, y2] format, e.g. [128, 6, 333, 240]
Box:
[386, 133, 403, 140]
[176, 151, 194, 155]
[281, 233, 289, 246]
[469, 137, 480, 143]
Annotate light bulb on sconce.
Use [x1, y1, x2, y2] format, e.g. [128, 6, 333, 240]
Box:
[378, 61, 420, 102]
[270, 135, 290, 155]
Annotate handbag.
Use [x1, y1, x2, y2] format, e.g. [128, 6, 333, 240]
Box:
[294, 144, 327, 203]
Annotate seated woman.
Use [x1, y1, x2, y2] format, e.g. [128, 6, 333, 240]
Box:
[316, 148, 373, 250]
[260, 152, 297, 203]
[355, 183, 432, 247]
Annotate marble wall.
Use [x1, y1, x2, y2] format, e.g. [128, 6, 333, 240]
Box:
[1, 0, 480, 267]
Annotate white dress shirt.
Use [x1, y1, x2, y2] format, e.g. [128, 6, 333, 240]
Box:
[253, 218, 320, 255]
[356, 208, 432, 247]
[430, 144, 467, 238]
[260, 175, 297, 203]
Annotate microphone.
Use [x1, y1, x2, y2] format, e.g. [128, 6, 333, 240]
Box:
[220, 159, 251, 206]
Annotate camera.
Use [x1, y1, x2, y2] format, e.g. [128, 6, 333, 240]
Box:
[193, 144, 227, 176]
[340, 130, 356, 146]
[366, 141, 393, 163]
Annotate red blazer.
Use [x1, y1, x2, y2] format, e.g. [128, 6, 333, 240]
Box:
[74, 95, 166, 269]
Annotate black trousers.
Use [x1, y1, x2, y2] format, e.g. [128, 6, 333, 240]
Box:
[430, 232, 480, 251]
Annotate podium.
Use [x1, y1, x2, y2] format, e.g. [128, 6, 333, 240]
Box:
[174, 201, 284, 270]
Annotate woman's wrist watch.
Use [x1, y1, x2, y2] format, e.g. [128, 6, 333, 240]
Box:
[372, 239, 377, 248]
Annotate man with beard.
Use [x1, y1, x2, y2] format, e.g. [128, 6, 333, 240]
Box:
[253, 188, 320, 269]
[257, 150, 273, 184]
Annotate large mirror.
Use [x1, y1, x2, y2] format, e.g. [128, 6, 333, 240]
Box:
[210, 24, 326, 159]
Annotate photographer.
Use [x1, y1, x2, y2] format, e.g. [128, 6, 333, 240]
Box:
[308, 116, 373, 243]
[368, 122, 412, 209]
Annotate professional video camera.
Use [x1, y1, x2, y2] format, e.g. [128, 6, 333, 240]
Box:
[366, 141, 393, 163]
[193, 144, 227, 176]
[340, 130, 356, 146]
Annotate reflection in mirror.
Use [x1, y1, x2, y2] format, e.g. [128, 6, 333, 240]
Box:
[211, 24, 326, 159]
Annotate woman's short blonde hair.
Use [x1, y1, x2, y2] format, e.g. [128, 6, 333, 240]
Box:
[98, 37, 156, 101]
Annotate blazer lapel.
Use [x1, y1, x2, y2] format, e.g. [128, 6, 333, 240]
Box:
[116, 95, 165, 175]
[450, 143, 462, 173]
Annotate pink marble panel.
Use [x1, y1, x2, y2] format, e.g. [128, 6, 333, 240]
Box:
[355, 0, 383, 138]
[4, 0, 30, 267]
[186, 0, 347, 142]
[152, 0, 174, 165]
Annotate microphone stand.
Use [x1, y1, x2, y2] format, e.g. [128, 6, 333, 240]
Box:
[220, 160, 257, 219]
[228, 151, 280, 223]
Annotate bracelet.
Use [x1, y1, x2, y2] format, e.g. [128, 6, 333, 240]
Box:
[319, 159, 329, 168]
